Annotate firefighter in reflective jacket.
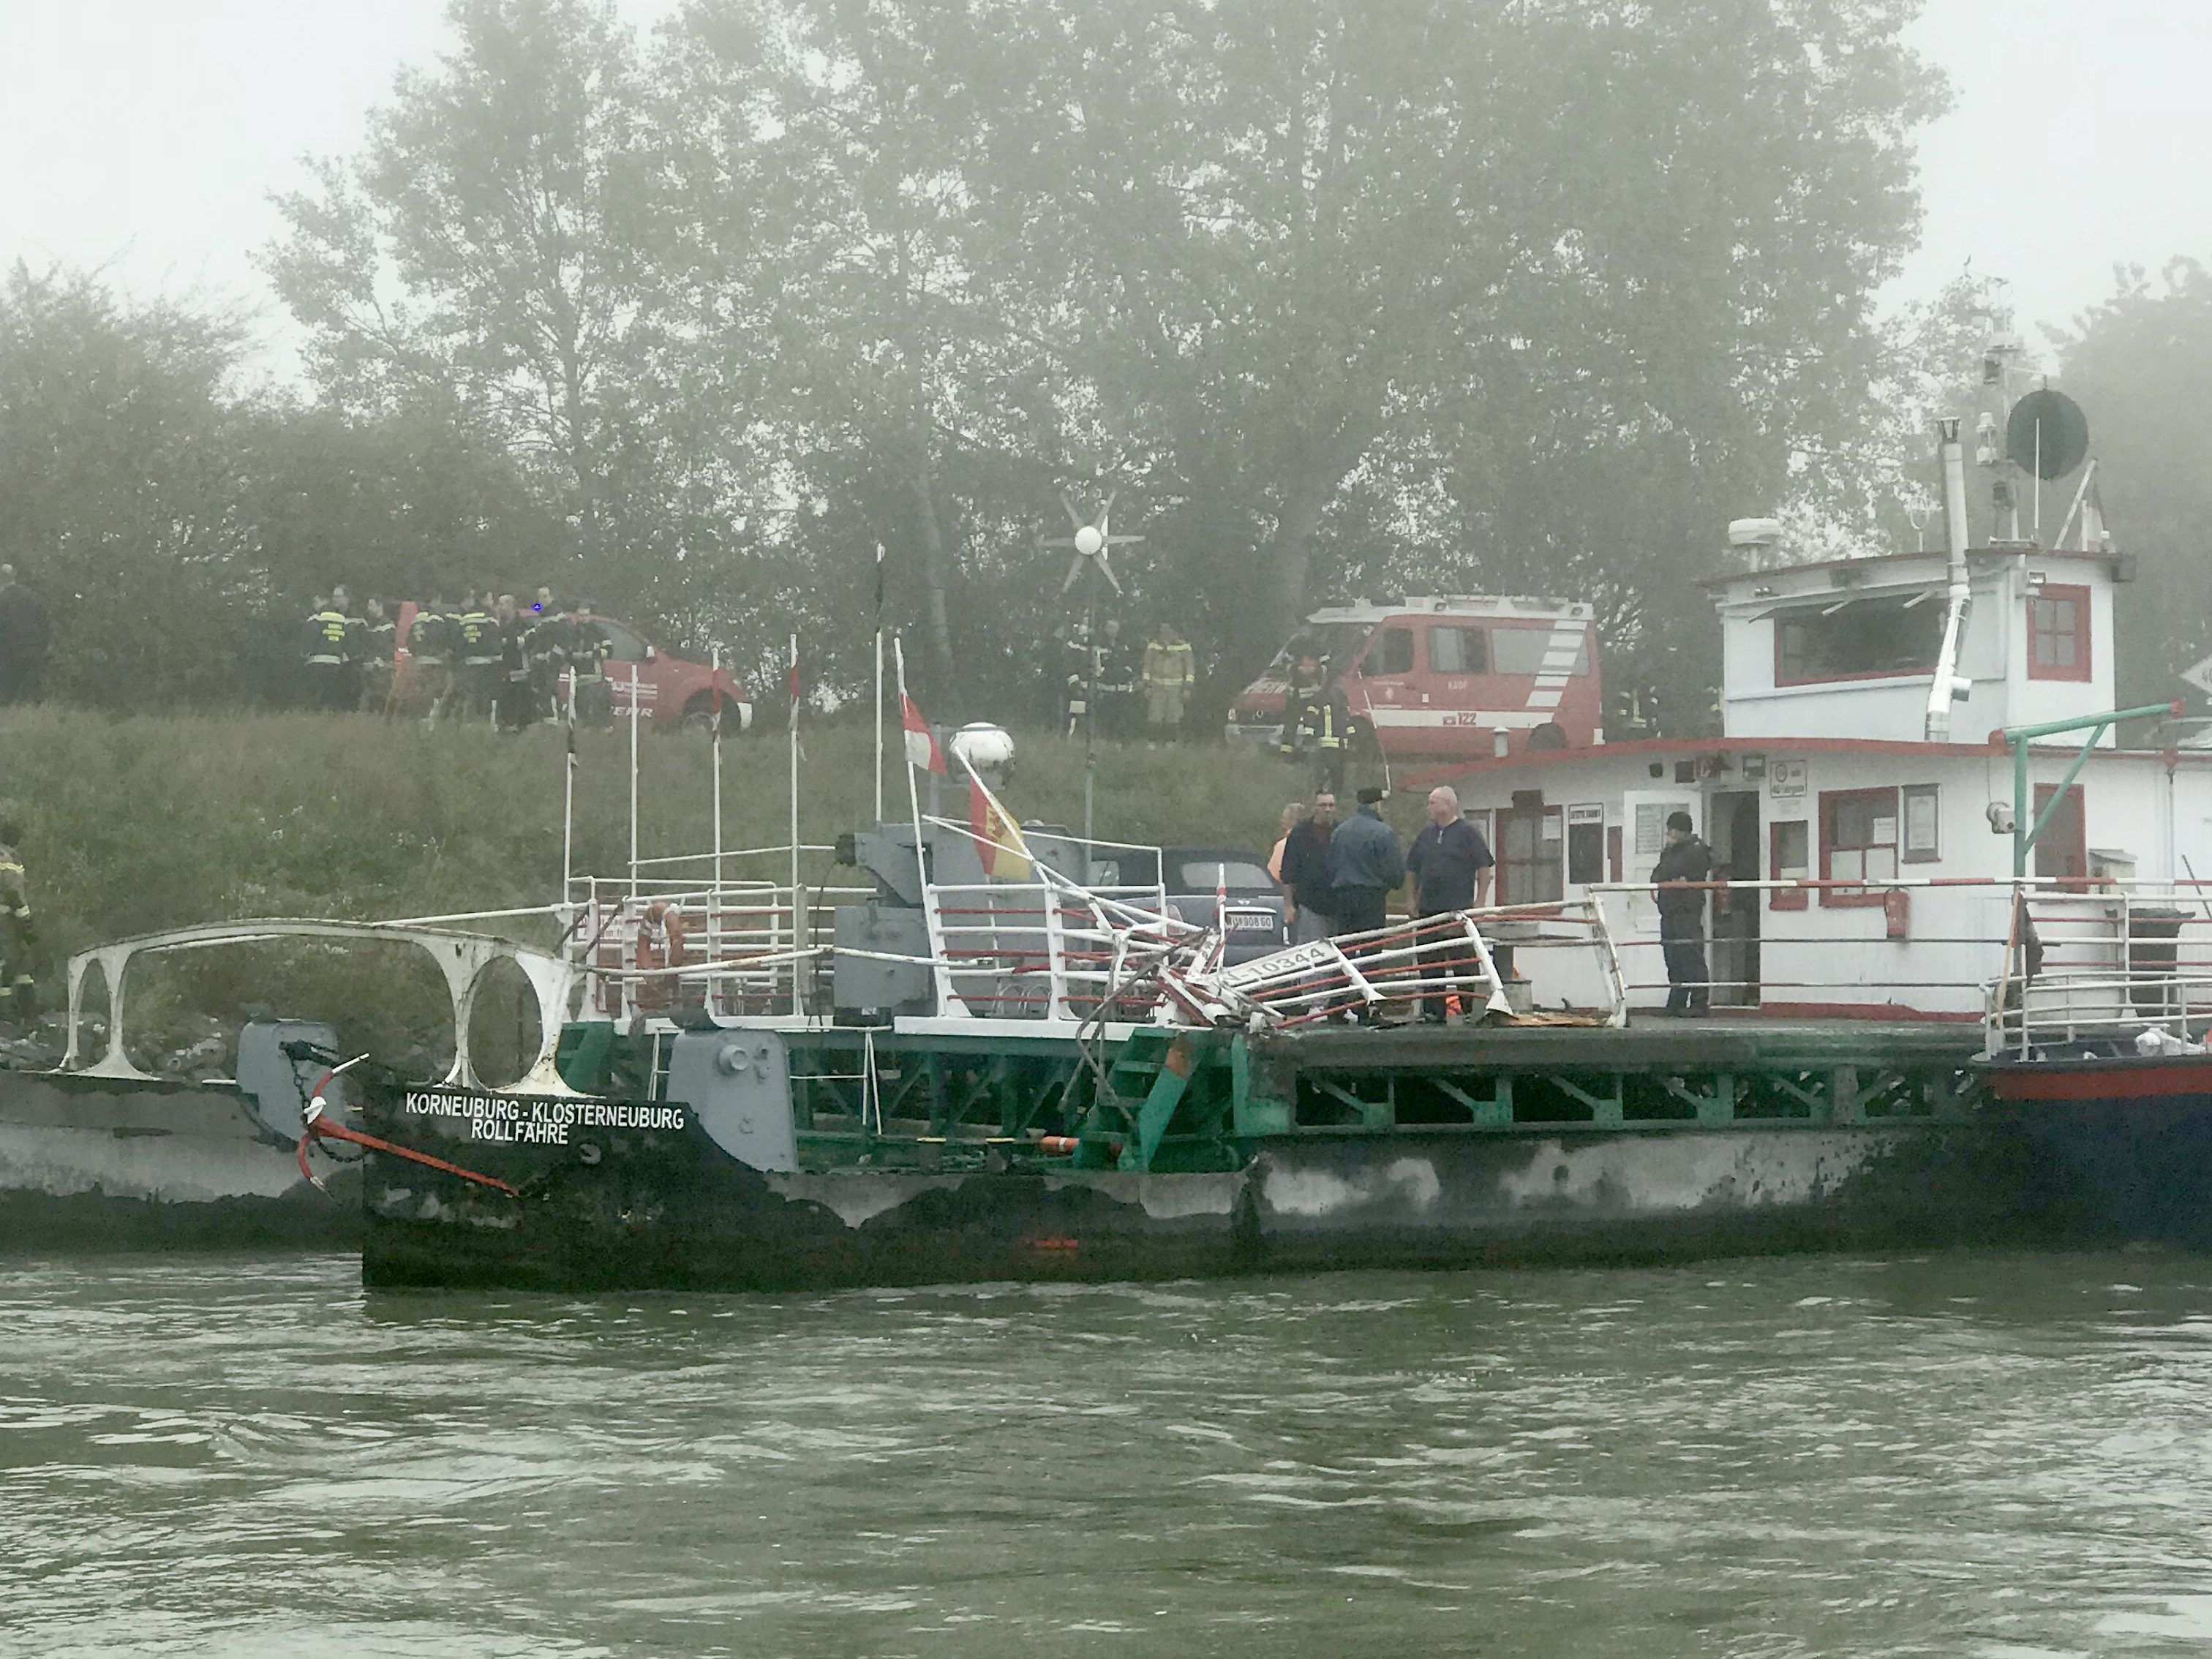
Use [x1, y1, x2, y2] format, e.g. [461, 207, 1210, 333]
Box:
[1143, 622, 1197, 745]
[456, 593, 501, 721]
[1281, 654, 1350, 793]
[634, 900, 689, 1017]
[411, 595, 456, 722]
[1277, 653, 1325, 752]
[0, 821, 37, 1027]
[302, 596, 351, 710]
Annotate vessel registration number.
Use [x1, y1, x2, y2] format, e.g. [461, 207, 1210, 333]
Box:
[402, 1089, 688, 1147]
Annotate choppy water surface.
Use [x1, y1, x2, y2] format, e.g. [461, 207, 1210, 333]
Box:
[7, 1254, 2212, 1657]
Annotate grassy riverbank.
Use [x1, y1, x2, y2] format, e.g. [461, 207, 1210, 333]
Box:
[0, 707, 1333, 1060]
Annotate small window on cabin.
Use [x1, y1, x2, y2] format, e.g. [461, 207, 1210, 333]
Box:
[1821, 787, 1898, 905]
[1359, 628, 1415, 677]
[1902, 784, 1940, 863]
[1770, 821, 1810, 911]
[1427, 625, 1487, 675]
[2028, 584, 2090, 682]
[1566, 805, 1604, 886]
[1490, 626, 1590, 677]
[1775, 595, 1943, 684]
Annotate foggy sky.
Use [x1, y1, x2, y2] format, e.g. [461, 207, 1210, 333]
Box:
[0, 0, 2200, 373]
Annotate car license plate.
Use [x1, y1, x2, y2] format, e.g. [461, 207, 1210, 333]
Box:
[1225, 911, 1274, 932]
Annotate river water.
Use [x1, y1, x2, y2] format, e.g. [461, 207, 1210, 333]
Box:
[6, 1252, 2212, 1658]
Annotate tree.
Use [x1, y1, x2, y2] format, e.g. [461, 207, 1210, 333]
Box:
[264, 0, 663, 557]
[0, 264, 260, 705]
[2053, 260, 2212, 706]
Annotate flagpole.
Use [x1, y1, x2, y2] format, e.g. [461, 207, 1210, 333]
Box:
[894, 634, 925, 851]
[873, 542, 886, 826]
[627, 674, 639, 904]
[710, 646, 724, 896]
[710, 645, 724, 1012]
[788, 631, 802, 1017]
[560, 668, 576, 923]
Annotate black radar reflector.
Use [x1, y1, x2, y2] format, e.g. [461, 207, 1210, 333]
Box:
[2006, 388, 2089, 479]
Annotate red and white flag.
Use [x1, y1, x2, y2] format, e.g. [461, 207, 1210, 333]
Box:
[901, 693, 944, 774]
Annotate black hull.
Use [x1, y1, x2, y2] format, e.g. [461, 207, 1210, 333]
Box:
[358, 1105, 2058, 1293]
[0, 1069, 359, 1253]
[1984, 1056, 2212, 1245]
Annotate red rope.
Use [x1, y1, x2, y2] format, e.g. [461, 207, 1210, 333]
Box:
[295, 1075, 519, 1198]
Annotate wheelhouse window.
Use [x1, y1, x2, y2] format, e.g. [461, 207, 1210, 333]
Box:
[1819, 787, 1897, 907]
[1775, 594, 1942, 685]
[2028, 584, 2090, 682]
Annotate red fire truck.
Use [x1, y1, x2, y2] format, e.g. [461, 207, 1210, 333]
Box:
[391, 604, 754, 733]
[1226, 595, 1603, 761]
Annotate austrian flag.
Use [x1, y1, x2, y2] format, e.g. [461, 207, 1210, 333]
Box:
[901, 694, 945, 773]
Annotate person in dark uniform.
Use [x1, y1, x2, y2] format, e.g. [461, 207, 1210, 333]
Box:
[456, 592, 501, 721]
[358, 597, 396, 712]
[1652, 810, 1713, 1016]
[1096, 617, 1137, 740]
[1281, 652, 1350, 794]
[1279, 789, 1339, 945]
[411, 594, 456, 722]
[1325, 786, 1403, 937]
[493, 592, 531, 731]
[527, 600, 573, 722]
[1405, 785, 1495, 1023]
[1060, 621, 1094, 739]
[569, 601, 612, 724]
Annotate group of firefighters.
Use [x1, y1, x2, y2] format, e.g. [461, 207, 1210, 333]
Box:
[303, 586, 617, 729]
[1059, 620, 1199, 745]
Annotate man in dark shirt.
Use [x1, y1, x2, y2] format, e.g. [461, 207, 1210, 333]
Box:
[1279, 789, 1339, 944]
[1651, 810, 1713, 1016]
[1406, 785, 1496, 1023]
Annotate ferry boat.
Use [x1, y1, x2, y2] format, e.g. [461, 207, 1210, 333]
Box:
[16, 392, 2212, 1274]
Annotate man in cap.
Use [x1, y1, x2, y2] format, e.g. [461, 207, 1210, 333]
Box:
[1651, 809, 1713, 1016]
[1324, 786, 1404, 938]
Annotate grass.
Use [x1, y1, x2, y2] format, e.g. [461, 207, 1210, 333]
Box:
[0, 706, 1368, 1060]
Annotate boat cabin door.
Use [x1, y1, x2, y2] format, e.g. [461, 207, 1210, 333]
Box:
[1707, 790, 1762, 1007]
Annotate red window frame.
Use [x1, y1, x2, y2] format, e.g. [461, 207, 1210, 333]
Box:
[2027, 584, 2091, 682]
[1769, 820, 1810, 911]
[1495, 805, 1563, 906]
[2032, 783, 2088, 889]
[1818, 786, 1899, 908]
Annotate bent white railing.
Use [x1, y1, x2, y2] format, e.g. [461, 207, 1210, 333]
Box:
[61, 919, 582, 1094]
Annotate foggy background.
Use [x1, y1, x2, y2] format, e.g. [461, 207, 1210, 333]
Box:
[0, 0, 2205, 723]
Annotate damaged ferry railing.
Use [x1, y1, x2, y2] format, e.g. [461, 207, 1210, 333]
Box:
[1984, 881, 2212, 1058]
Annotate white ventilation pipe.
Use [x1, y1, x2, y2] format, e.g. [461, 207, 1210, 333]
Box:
[1925, 418, 1974, 741]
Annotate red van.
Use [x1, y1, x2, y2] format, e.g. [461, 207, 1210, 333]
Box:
[1226, 595, 1603, 761]
[392, 604, 754, 733]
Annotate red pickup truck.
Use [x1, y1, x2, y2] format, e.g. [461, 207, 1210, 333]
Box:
[392, 603, 754, 733]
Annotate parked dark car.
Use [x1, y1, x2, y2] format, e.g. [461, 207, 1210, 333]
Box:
[1093, 845, 1288, 966]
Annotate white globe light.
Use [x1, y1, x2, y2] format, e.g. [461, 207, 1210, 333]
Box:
[950, 722, 1017, 772]
[1073, 525, 1105, 557]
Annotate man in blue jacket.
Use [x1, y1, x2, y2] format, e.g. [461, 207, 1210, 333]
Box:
[1325, 786, 1404, 936]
